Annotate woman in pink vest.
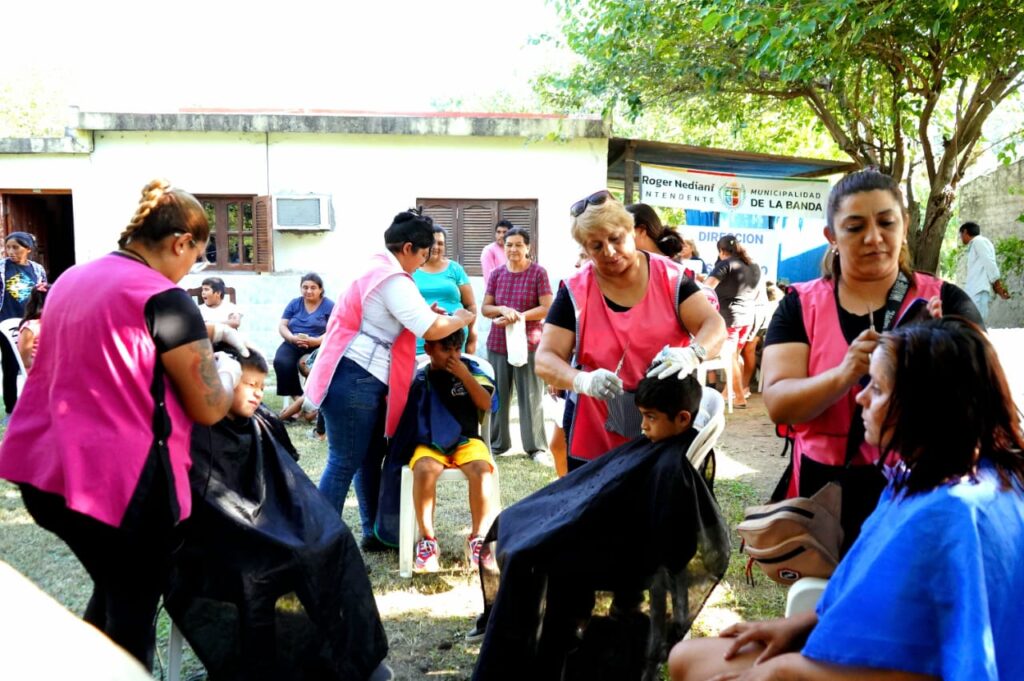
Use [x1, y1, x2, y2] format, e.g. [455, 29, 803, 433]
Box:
[305, 209, 474, 551]
[761, 169, 982, 550]
[536, 191, 726, 472]
[0, 179, 243, 667]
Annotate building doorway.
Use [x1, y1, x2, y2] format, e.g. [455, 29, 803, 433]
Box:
[0, 191, 76, 280]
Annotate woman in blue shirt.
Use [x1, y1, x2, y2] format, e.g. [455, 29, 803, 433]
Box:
[1, 231, 47, 420]
[669, 316, 1024, 681]
[273, 272, 334, 409]
[413, 225, 477, 354]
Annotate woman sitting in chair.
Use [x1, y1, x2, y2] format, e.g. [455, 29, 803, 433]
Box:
[669, 316, 1024, 681]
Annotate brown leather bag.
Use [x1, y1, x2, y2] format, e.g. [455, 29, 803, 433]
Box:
[736, 482, 843, 585]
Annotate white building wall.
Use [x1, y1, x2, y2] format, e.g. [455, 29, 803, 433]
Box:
[50, 130, 606, 356]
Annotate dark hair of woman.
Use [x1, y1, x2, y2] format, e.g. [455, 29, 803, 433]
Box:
[878, 316, 1024, 496]
[822, 168, 913, 280]
[505, 226, 531, 245]
[716, 234, 752, 265]
[626, 203, 684, 258]
[20, 284, 48, 327]
[301, 272, 325, 297]
[117, 179, 209, 249]
[384, 210, 435, 253]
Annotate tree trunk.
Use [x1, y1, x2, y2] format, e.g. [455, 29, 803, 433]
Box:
[915, 179, 956, 274]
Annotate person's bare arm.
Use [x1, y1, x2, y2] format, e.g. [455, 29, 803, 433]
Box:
[278, 319, 296, 343]
[160, 339, 232, 425]
[446, 357, 492, 412]
[707, 653, 938, 681]
[704, 275, 721, 288]
[17, 327, 35, 370]
[481, 293, 521, 327]
[422, 308, 474, 341]
[678, 292, 726, 358]
[521, 293, 553, 322]
[535, 324, 578, 390]
[762, 328, 878, 425]
[459, 282, 479, 353]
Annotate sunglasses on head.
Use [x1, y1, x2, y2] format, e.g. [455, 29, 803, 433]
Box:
[570, 190, 612, 217]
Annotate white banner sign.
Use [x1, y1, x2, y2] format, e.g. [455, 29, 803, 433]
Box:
[640, 164, 829, 220]
[680, 226, 780, 283]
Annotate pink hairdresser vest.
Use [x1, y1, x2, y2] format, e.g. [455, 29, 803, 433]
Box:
[788, 272, 943, 495]
[0, 254, 195, 528]
[566, 253, 691, 460]
[304, 252, 419, 438]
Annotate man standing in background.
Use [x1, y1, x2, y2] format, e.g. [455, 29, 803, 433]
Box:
[959, 221, 1010, 320]
[481, 220, 511, 282]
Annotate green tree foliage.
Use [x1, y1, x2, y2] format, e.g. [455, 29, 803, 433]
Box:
[542, 0, 1024, 273]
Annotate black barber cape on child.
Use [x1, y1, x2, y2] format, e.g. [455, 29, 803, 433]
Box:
[164, 406, 388, 681]
[472, 430, 730, 681]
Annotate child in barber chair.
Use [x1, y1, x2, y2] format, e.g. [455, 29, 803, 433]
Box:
[407, 327, 498, 573]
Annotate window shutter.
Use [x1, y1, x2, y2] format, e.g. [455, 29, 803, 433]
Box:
[253, 196, 274, 272]
[420, 199, 458, 260]
[499, 200, 539, 260]
[459, 200, 498, 276]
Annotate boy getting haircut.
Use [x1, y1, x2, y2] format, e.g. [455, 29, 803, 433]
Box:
[634, 372, 702, 443]
[383, 325, 498, 574]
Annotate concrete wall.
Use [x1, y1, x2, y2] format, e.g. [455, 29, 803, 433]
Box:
[3, 129, 607, 354]
[957, 160, 1024, 328]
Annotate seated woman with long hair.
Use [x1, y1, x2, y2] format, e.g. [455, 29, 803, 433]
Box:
[669, 316, 1024, 681]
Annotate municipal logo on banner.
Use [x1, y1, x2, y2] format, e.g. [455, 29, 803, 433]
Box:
[639, 164, 828, 221]
[719, 181, 746, 210]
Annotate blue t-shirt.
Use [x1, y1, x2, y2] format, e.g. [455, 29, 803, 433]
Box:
[1, 261, 41, 321]
[281, 296, 335, 337]
[803, 461, 1024, 680]
[413, 261, 470, 353]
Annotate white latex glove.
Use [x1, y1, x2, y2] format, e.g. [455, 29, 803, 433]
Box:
[210, 323, 250, 358]
[214, 351, 242, 394]
[572, 369, 624, 399]
[647, 345, 701, 380]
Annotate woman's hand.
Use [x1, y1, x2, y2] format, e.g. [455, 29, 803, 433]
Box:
[208, 323, 250, 357]
[719, 615, 815, 667]
[927, 295, 943, 318]
[836, 327, 880, 387]
[492, 306, 521, 328]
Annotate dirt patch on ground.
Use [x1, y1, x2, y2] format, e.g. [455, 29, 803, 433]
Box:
[714, 392, 789, 500]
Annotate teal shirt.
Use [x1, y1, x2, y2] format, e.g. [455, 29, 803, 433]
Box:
[413, 260, 470, 353]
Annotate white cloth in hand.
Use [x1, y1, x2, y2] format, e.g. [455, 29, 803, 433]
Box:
[647, 345, 701, 380]
[214, 351, 242, 394]
[210, 323, 250, 358]
[572, 369, 624, 399]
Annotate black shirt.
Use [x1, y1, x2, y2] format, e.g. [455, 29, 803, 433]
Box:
[545, 263, 701, 331]
[426, 364, 494, 442]
[708, 256, 761, 328]
[145, 288, 209, 353]
[764, 280, 982, 347]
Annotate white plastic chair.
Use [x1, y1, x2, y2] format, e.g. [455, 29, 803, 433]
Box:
[0, 318, 28, 398]
[687, 388, 726, 471]
[167, 621, 184, 681]
[784, 577, 829, 617]
[398, 353, 501, 578]
[695, 340, 734, 414]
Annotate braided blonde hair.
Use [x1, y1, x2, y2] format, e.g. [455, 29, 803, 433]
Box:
[118, 179, 208, 249]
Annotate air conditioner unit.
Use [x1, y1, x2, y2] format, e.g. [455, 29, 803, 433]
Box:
[271, 193, 334, 231]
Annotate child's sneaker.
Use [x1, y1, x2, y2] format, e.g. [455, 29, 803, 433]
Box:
[414, 538, 440, 573]
[466, 535, 484, 569]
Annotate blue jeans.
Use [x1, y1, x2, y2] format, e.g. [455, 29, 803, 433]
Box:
[318, 357, 388, 538]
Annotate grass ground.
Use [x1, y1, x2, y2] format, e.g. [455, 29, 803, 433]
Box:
[0, 391, 788, 680]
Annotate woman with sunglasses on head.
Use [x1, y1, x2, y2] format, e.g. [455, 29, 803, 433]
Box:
[669, 317, 1024, 681]
[536, 191, 725, 471]
[0, 179, 247, 668]
[0, 230, 47, 421]
[305, 209, 474, 552]
[761, 169, 981, 551]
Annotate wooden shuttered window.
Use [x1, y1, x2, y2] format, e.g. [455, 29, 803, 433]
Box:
[418, 198, 538, 276]
[197, 194, 273, 272]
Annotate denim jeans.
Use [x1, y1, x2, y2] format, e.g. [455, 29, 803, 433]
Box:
[317, 357, 388, 538]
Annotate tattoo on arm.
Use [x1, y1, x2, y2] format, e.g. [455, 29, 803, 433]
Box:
[192, 342, 224, 408]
